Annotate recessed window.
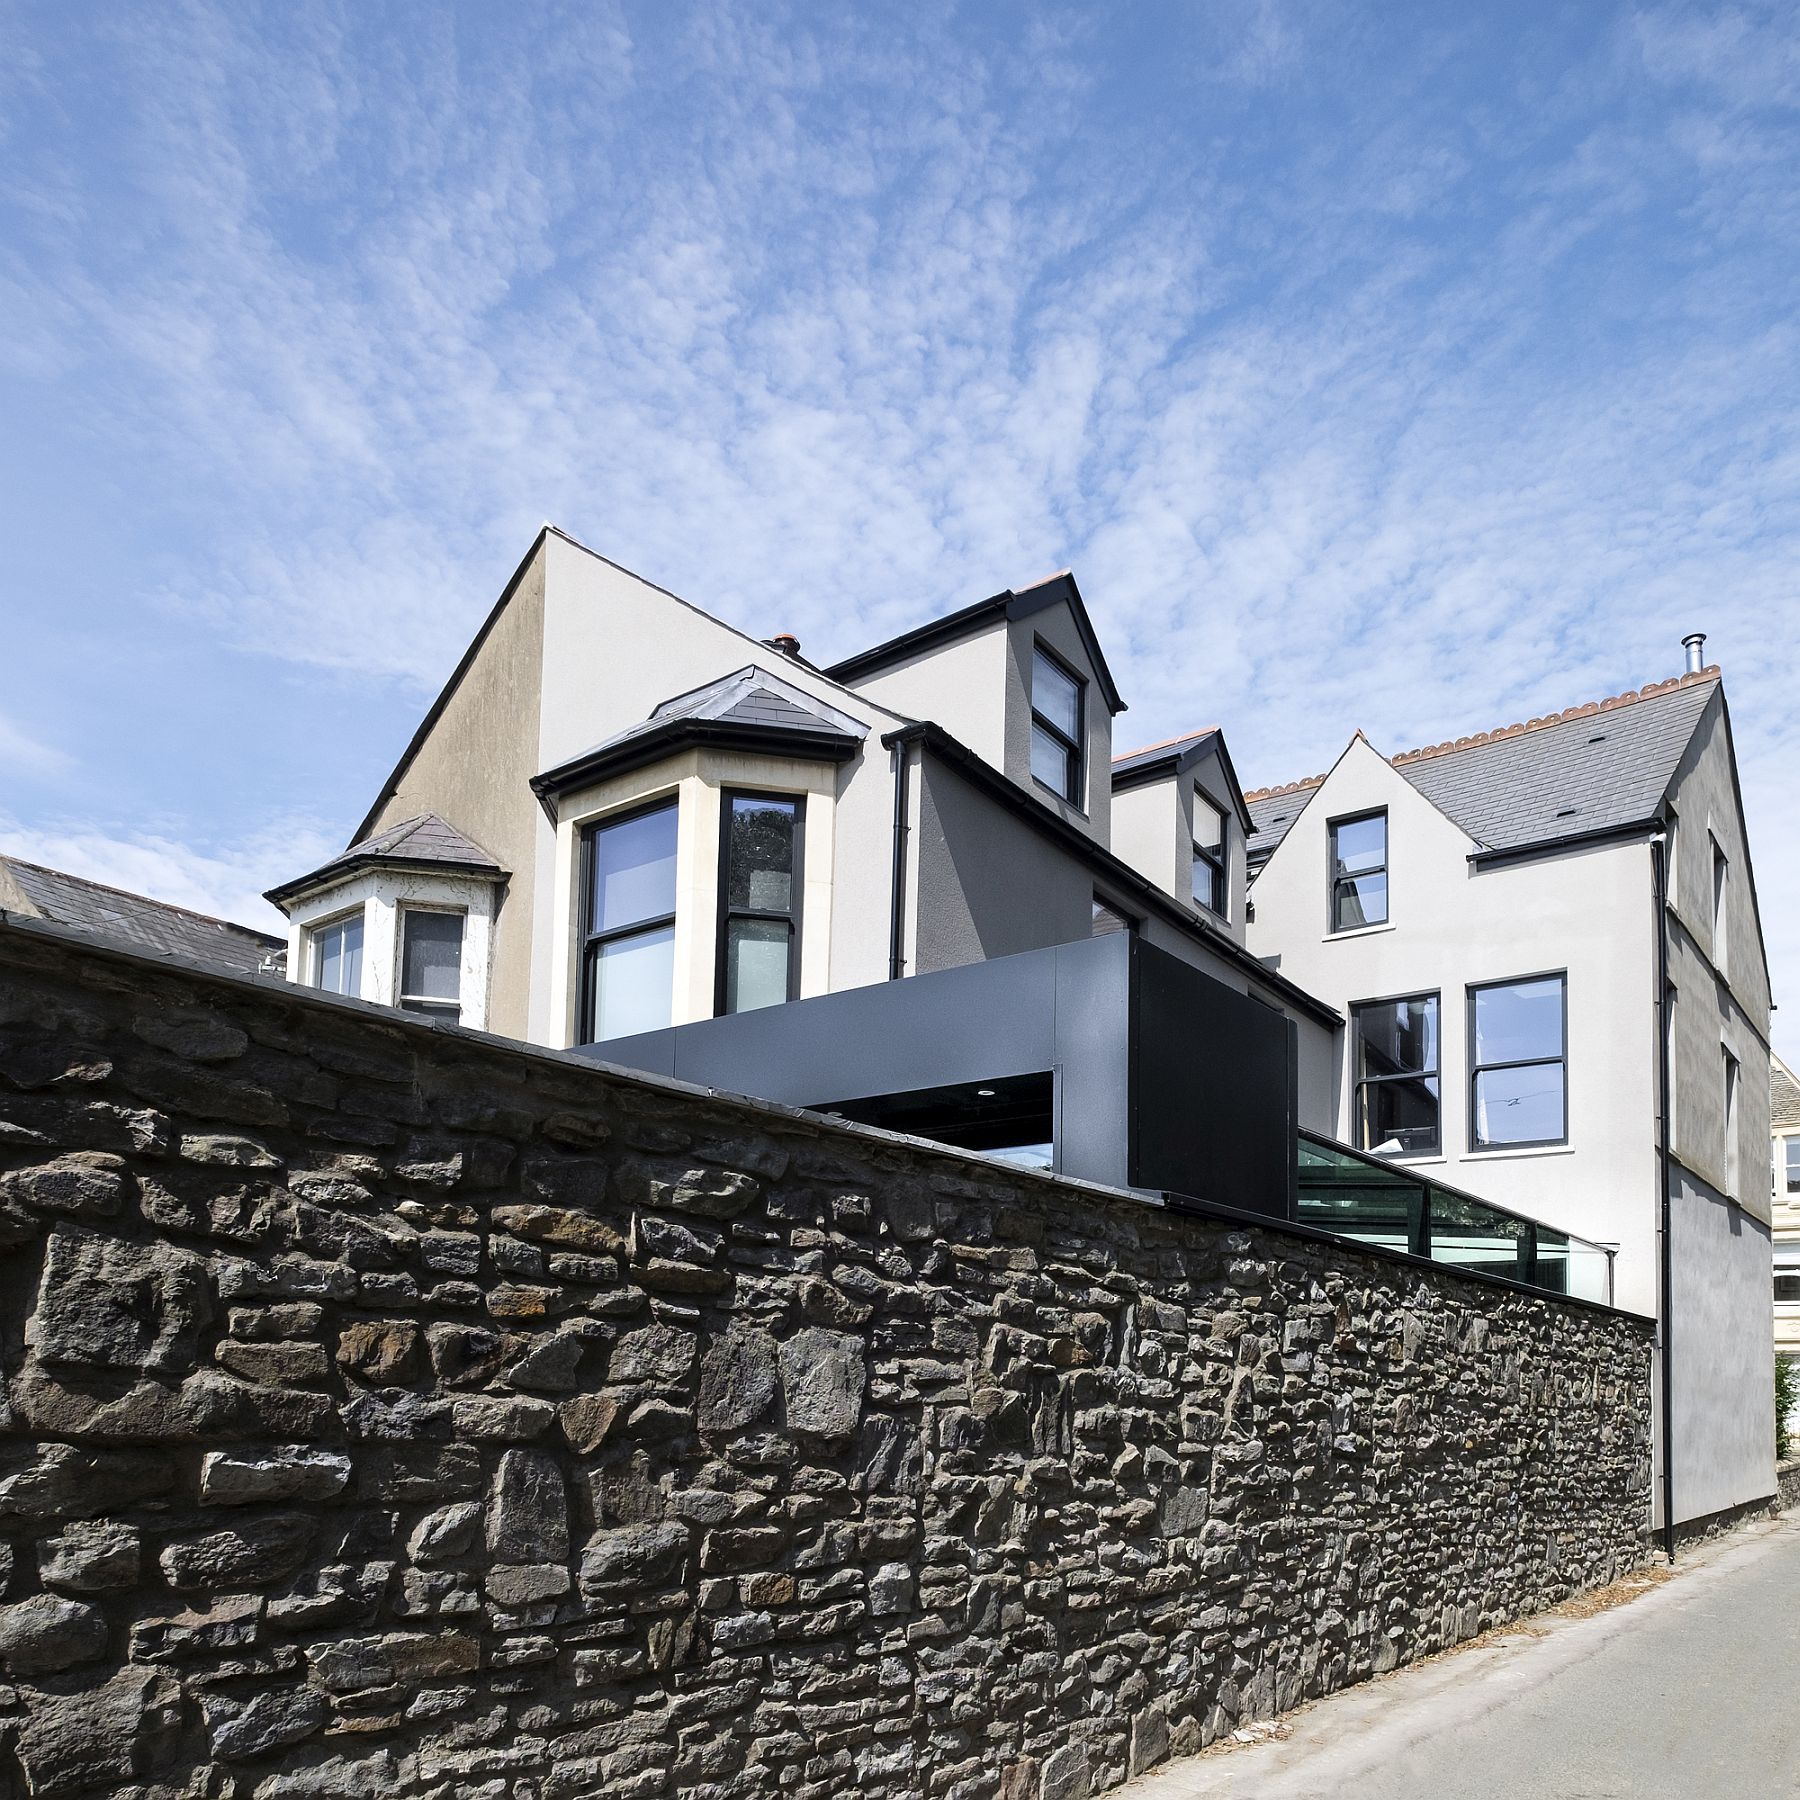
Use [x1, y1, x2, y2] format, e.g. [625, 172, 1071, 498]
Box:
[1029, 645, 1084, 804]
[1775, 1271, 1800, 1306]
[1329, 812, 1388, 931]
[311, 912, 364, 998]
[1711, 836, 1729, 976]
[1192, 789, 1227, 916]
[1723, 1047, 1740, 1197]
[581, 801, 678, 1043]
[1352, 993, 1440, 1155]
[718, 792, 802, 1016]
[1091, 896, 1133, 937]
[398, 909, 464, 1022]
[1786, 1138, 1800, 1195]
[1470, 975, 1567, 1149]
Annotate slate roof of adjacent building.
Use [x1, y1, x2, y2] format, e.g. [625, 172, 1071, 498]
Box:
[1774, 1056, 1800, 1132]
[1245, 670, 1721, 866]
[1, 856, 285, 977]
[531, 664, 870, 803]
[265, 814, 506, 908]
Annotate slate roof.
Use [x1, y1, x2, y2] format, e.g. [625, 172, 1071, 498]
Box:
[265, 814, 506, 908]
[2, 857, 285, 978]
[1245, 671, 1721, 865]
[531, 665, 869, 802]
[1111, 729, 1221, 781]
[1774, 1056, 1800, 1132]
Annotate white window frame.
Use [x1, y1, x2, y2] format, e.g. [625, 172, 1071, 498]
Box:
[397, 904, 468, 1023]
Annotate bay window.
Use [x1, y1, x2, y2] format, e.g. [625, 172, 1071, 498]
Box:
[311, 912, 364, 998]
[398, 909, 464, 1022]
[581, 801, 678, 1043]
[718, 792, 802, 1015]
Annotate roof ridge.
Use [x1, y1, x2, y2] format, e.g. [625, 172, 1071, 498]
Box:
[1390, 667, 1720, 770]
[1243, 666, 1721, 803]
[1, 856, 282, 941]
[1111, 726, 1219, 765]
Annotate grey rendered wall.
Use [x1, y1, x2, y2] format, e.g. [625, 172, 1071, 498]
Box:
[913, 757, 1094, 973]
[1665, 688, 1773, 1225]
[367, 540, 548, 1043]
[1668, 1165, 1776, 1521]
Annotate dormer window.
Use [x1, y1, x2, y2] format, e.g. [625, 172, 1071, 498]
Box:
[1193, 789, 1227, 915]
[1029, 644, 1085, 804]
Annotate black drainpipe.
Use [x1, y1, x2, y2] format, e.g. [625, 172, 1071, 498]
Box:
[888, 737, 911, 980]
[1654, 832, 1676, 1561]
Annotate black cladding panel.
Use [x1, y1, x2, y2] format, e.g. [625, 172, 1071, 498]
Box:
[1129, 939, 1298, 1220]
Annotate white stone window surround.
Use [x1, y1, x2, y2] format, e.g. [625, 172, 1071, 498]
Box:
[548, 746, 839, 1049]
[283, 869, 497, 1032]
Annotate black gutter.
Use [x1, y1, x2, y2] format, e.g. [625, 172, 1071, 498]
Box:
[529, 721, 862, 824]
[266, 855, 507, 910]
[1467, 819, 1655, 868]
[1654, 831, 1676, 1560]
[828, 573, 1128, 716]
[888, 738, 911, 981]
[882, 721, 1342, 1030]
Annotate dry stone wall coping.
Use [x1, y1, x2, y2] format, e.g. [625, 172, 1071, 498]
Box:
[0, 914, 1652, 1798]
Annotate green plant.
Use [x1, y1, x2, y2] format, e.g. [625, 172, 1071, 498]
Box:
[1777, 1354, 1798, 1462]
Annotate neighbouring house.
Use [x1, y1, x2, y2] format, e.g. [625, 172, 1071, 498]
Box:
[1772, 1053, 1800, 1430]
[0, 854, 285, 979]
[263, 526, 1343, 1211]
[1241, 639, 1774, 1536]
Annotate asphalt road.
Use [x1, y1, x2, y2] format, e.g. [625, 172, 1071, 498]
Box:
[1124, 1514, 1800, 1800]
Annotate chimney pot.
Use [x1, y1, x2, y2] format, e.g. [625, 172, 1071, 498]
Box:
[765, 633, 802, 661]
[1681, 631, 1707, 676]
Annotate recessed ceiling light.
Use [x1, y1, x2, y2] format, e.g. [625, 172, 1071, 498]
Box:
[976, 1087, 996, 1098]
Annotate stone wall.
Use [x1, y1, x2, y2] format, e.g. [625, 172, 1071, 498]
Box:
[0, 917, 1652, 1799]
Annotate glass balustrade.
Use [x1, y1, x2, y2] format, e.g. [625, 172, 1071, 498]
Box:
[1296, 1131, 1613, 1304]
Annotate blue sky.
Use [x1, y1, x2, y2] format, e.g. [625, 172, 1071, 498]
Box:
[2, 1, 1797, 1055]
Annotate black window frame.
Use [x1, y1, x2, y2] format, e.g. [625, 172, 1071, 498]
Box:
[577, 795, 680, 1047]
[1467, 971, 1569, 1153]
[1192, 785, 1228, 918]
[1775, 1270, 1800, 1306]
[715, 788, 806, 1018]
[1328, 809, 1389, 933]
[1723, 1045, 1741, 1197]
[1711, 833, 1729, 976]
[1028, 639, 1086, 807]
[396, 905, 465, 1023]
[1351, 989, 1441, 1157]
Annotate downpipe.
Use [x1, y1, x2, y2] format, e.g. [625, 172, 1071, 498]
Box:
[1653, 830, 1676, 1562]
[888, 738, 911, 981]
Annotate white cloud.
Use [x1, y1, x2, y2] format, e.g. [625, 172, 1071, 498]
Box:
[0, 712, 72, 778]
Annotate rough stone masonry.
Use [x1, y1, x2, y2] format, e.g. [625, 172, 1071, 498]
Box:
[0, 915, 1651, 1799]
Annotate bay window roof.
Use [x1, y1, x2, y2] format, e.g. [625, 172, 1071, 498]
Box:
[529, 664, 869, 816]
[264, 814, 506, 909]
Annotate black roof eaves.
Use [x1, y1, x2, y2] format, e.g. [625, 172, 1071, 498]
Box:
[529, 718, 863, 822]
[823, 591, 1012, 688]
[265, 852, 508, 910]
[883, 721, 1341, 1028]
[353, 526, 552, 847]
[1466, 818, 1657, 868]
[826, 571, 1128, 717]
[1006, 573, 1127, 716]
